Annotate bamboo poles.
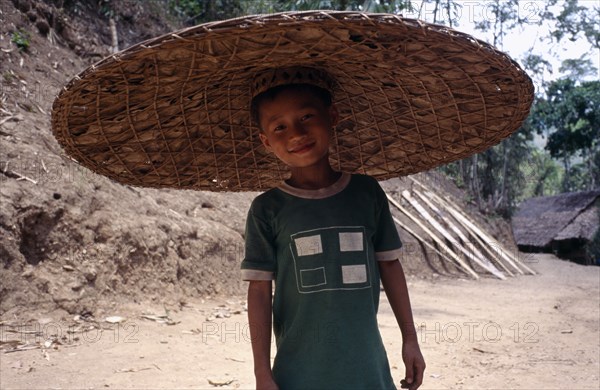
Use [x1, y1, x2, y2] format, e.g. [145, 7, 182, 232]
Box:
[390, 215, 462, 273]
[402, 190, 506, 280]
[385, 176, 536, 280]
[386, 194, 480, 279]
[411, 178, 536, 275]
[412, 190, 515, 277]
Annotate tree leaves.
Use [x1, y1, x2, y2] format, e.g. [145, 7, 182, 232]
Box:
[530, 78, 600, 191]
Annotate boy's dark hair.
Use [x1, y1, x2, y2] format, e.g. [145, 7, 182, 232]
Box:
[250, 83, 333, 129]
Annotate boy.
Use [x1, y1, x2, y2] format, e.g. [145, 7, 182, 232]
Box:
[51, 11, 531, 389]
[241, 68, 425, 390]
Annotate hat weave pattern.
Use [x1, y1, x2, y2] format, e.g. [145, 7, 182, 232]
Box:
[52, 11, 534, 191]
[251, 67, 335, 99]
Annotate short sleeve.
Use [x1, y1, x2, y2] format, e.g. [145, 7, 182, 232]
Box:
[241, 202, 277, 281]
[372, 180, 403, 261]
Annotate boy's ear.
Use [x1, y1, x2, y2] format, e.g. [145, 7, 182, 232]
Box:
[329, 104, 339, 127]
[259, 132, 273, 152]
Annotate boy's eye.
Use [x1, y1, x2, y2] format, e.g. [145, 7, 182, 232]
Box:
[301, 114, 314, 121]
[273, 124, 285, 132]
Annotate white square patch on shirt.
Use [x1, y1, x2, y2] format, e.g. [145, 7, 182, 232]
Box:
[294, 235, 323, 256]
[339, 232, 364, 252]
[341, 264, 367, 284]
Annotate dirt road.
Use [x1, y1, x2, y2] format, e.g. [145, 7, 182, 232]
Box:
[1, 254, 598, 389]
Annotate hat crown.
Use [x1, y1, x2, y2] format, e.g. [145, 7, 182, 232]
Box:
[251, 67, 335, 99]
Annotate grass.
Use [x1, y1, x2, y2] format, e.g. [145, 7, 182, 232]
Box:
[11, 29, 31, 52]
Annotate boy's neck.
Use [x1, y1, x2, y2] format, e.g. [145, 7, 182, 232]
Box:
[286, 162, 341, 190]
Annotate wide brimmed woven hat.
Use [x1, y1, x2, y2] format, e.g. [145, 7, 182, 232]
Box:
[52, 11, 534, 191]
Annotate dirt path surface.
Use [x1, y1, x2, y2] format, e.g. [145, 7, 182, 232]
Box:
[1, 253, 598, 390]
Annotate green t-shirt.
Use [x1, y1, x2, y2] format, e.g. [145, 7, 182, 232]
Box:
[242, 173, 402, 390]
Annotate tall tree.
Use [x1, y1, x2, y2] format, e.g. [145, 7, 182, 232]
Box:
[551, 0, 600, 50]
[473, 0, 521, 48]
[549, 0, 599, 83]
[525, 149, 562, 198]
[530, 78, 600, 191]
[559, 58, 598, 80]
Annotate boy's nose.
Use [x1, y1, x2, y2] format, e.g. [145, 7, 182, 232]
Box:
[289, 123, 308, 139]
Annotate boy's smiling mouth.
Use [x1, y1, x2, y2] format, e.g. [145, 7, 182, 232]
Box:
[289, 141, 316, 154]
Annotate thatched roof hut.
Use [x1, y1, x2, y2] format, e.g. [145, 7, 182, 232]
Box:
[512, 190, 600, 264]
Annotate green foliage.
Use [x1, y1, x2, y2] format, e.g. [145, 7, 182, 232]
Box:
[2, 72, 14, 83]
[268, 0, 413, 13]
[520, 149, 563, 198]
[98, 0, 115, 18]
[167, 0, 414, 24]
[168, 0, 245, 24]
[11, 29, 30, 52]
[527, 78, 599, 191]
[437, 128, 537, 218]
[361, 0, 414, 13]
[564, 163, 590, 192]
[473, 0, 521, 48]
[535, 79, 599, 156]
[519, 1, 600, 194]
[551, 0, 599, 49]
[559, 58, 598, 81]
[521, 53, 554, 95]
[487, 132, 536, 217]
[436, 162, 463, 188]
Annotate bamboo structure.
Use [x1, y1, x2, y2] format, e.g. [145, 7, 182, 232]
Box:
[412, 189, 515, 277]
[385, 177, 537, 279]
[411, 178, 535, 275]
[386, 194, 479, 279]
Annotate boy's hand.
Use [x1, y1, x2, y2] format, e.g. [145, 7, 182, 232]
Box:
[378, 260, 425, 389]
[248, 280, 277, 390]
[256, 373, 279, 390]
[400, 338, 425, 390]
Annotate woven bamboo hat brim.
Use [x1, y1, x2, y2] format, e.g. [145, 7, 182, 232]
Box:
[51, 11, 534, 191]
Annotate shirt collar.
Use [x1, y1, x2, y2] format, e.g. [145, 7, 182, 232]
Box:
[277, 172, 351, 199]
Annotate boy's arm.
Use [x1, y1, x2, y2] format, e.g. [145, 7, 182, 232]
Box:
[378, 260, 425, 390]
[247, 280, 278, 389]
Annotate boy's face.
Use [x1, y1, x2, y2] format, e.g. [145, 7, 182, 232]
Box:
[258, 88, 339, 170]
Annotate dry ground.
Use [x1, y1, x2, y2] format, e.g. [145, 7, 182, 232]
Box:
[1, 253, 598, 390]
